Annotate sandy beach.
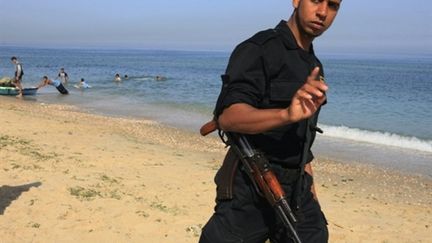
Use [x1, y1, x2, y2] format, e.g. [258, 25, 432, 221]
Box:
[0, 96, 430, 243]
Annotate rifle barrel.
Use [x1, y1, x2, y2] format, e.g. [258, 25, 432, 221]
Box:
[275, 203, 302, 243]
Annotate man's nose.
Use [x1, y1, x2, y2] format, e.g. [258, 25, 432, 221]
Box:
[316, 3, 328, 20]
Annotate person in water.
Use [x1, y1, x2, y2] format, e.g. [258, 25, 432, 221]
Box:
[155, 75, 167, 81]
[57, 68, 69, 84]
[76, 78, 91, 89]
[37, 76, 69, 94]
[114, 73, 122, 82]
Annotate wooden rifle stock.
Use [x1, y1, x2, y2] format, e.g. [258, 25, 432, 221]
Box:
[200, 120, 218, 136]
[262, 169, 286, 201]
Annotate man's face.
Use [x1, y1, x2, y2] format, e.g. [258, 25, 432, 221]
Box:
[293, 0, 341, 38]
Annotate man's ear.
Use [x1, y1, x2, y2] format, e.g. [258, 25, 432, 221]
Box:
[292, 0, 300, 9]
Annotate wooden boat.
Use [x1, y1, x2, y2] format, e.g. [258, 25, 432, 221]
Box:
[0, 87, 38, 96]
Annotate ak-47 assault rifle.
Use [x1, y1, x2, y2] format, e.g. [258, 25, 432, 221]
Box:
[200, 120, 302, 243]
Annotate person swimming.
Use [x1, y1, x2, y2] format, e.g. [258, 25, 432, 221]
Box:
[155, 75, 167, 81]
[114, 73, 122, 82]
[75, 78, 91, 89]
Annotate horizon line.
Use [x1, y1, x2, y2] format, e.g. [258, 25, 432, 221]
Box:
[1, 43, 431, 59]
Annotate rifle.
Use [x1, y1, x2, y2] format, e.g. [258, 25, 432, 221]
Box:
[200, 120, 302, 243]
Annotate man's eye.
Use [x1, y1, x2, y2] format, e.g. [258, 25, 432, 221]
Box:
[328, 2, 340, 11]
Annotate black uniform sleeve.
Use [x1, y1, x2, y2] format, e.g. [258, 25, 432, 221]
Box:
[215, 42, 266, 117]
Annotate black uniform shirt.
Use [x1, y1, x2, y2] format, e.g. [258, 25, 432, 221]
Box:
[215, 20, 324, 167]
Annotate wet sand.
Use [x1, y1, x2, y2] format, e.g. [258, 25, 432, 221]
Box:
[0, 96, 430, 242]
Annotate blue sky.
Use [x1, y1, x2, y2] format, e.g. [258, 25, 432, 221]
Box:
[0, 0, 431, 55]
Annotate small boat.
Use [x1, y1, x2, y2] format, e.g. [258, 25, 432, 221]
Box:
[0, 87, 38, 96]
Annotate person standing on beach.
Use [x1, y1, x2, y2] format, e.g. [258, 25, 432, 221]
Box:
[57, 68, 69, 85]
[200, 0, 341, 242]
[11, 56, 24, 97]
[37, 76, 69, 94]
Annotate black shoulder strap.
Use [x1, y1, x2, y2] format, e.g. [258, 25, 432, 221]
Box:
[300, 118, 313, 172]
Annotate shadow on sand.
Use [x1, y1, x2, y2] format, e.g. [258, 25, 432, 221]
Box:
[0, 182, 42, 215]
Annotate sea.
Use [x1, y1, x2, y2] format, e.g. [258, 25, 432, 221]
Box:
[1, 46, 431, 178]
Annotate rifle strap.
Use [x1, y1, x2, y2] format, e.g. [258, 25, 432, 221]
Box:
[215, 147, 240, 200]
[295, 117, 313, 211]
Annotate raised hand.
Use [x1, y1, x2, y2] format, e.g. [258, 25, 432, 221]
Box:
[286, 67, 328, 123]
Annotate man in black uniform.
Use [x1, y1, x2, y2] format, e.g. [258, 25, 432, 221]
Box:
[200, 0, 341, 242]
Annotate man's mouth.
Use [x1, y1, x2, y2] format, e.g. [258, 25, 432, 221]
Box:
[310, 21, 324, 30]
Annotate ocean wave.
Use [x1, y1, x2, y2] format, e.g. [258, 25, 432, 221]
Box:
[319, 124, 432, 153]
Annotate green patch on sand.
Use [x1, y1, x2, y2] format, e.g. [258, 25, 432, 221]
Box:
[0, 134, 59, 162]
[68, 186, 101, 201]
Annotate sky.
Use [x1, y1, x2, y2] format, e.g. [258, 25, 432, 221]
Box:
[0, 0, 431, 55]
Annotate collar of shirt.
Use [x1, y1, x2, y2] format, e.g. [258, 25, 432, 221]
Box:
[275, 20, 315, 55]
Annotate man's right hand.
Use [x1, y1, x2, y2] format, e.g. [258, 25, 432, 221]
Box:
[218, 67, 328, 134]
[284, 67, 328, 123]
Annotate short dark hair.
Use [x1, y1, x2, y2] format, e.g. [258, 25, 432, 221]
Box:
[81, 78, 84, 81]
[11, 56, 17, 61]
[43, 76, 48, 80]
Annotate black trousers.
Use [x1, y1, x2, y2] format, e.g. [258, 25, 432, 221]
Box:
[56, 83, 69, 94]
[200, 165, 328, 243]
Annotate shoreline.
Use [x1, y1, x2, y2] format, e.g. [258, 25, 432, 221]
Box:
[30, 93, 432, 178]
[314, 136, 432, 179]
[0, 97, 431, 242]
